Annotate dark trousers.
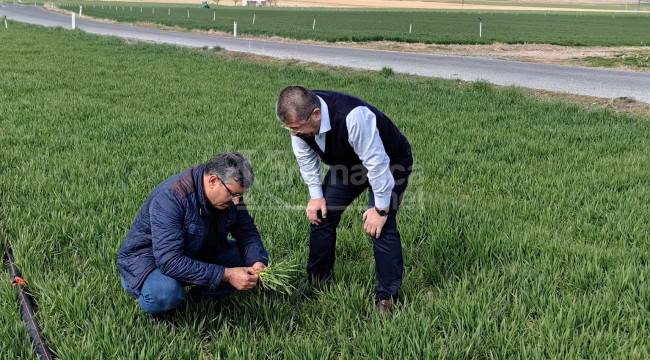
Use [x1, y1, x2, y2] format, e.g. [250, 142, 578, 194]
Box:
[307, 152, 412, 300]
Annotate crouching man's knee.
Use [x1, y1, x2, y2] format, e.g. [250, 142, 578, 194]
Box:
[138, 271, 186, 315]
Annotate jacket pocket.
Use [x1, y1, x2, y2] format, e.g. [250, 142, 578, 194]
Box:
[186, 222, 204, 240]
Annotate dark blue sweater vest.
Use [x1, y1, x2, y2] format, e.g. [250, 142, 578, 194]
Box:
[299, 90, 410, 168]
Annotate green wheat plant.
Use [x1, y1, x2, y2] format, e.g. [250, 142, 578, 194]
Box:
[257, 261, 301, 295]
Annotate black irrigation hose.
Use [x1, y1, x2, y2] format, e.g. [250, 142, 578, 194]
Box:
[6, 249, 55, 360]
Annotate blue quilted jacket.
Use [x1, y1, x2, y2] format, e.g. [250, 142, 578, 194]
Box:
[117, 164, 268, 291]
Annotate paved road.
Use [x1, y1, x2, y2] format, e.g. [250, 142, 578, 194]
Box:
[2, 4, 649, 103]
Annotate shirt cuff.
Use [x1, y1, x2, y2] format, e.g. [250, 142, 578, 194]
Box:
[308, 185, 324, 199]
[374, 195, 391, 209]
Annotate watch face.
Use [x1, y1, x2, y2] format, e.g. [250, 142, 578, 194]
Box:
[375, 207, 388, 216]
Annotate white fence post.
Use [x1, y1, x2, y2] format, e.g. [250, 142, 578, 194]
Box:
[312, 15, 316, 30]
[213, 11, 215, 21]
[233, 21, 237, 37]
[478, 18, 482, 38]
[71, 12, 75, 29]
[79, 5, 82, 16]
[253, 12, 255, 24]
[4, 16, 7, 29]
[409, 19, 412, 33]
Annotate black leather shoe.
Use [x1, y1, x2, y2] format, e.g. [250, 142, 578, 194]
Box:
[375, 299, 392, 313]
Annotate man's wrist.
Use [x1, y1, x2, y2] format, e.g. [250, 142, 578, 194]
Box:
[221, 268, 231, 283]
[374, 206, 389, 217]
[308, 185, 324, 199]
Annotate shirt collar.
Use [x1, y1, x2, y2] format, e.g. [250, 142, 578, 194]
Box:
[317, 95, 331, 135]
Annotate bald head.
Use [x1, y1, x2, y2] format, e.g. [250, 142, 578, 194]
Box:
[275, 85, 320, 124]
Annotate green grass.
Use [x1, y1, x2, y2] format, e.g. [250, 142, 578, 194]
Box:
[583, 52, 650, 69]
[1, 23, 650, 359]
[54, 2, 650, 45]
[413, 0, 650, 11]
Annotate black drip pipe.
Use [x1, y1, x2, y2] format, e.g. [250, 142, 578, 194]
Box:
[6, 250, 55, 360]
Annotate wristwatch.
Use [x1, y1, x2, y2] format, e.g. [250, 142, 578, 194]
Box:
[374, 207, 388, 217]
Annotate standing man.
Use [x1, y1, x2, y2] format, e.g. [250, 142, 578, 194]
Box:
[117, 152, 269, 315]
[276, 86, 412, 313]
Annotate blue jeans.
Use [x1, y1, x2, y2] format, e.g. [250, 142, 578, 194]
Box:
[120, 242, 250, 315]
[307, 152, 413, 300]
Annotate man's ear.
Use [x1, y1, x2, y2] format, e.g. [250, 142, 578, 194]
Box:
[208, 174, 218, 188]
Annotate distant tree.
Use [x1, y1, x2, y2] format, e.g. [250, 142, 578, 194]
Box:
[233, 0, 240, 5]
[213, 0, 220, 4]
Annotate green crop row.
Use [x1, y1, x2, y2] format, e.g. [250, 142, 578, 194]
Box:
[1, 23, 649, 359]
[54, 2, 650, 46]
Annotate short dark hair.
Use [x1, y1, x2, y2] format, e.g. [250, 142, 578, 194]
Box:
[204, 152, 254, 188]
[275, 85, 320, 123]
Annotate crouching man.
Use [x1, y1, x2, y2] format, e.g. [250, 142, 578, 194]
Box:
[117, 152, 268, 315]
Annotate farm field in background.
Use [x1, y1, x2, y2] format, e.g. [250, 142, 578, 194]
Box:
[46, 0, 650, 12]
[2, 23, 650, 358]
[55, 2, 650, 45]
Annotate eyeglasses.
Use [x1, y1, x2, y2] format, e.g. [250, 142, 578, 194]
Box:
[219, 177, 244, 200]
[281, 111, 313, 135]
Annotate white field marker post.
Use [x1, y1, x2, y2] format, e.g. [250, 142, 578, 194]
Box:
[409, 19, 412, 33]
[140, 7, 142, 13]
[253, 12, 255, 24]
[478, 17, 482, 38]
[71, 12, 75, 29]
[79, 5, 82, 16]
[4, 16, 7, 29]
[233, 21, 237, 37]
[312, 15, 316, 30]
[152, 7, 154, 14]
[213, 11, 215, 21]
[187, 9, 189, 17]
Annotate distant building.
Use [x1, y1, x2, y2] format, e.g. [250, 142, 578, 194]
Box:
[244, 0, 265, 6]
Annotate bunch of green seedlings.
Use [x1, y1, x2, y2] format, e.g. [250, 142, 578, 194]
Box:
[256, 261, 301, 295]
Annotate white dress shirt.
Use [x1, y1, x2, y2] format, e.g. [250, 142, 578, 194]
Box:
[291, 96, 394, 209]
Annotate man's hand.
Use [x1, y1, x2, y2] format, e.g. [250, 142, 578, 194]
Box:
[306, 198, 327, 225]
[222, 267, 259, 290]
[362, 207, 388, 238]
[251, 262, 267, 274]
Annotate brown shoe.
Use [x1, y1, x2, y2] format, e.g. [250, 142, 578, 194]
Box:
[375, 299, 392, 313]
